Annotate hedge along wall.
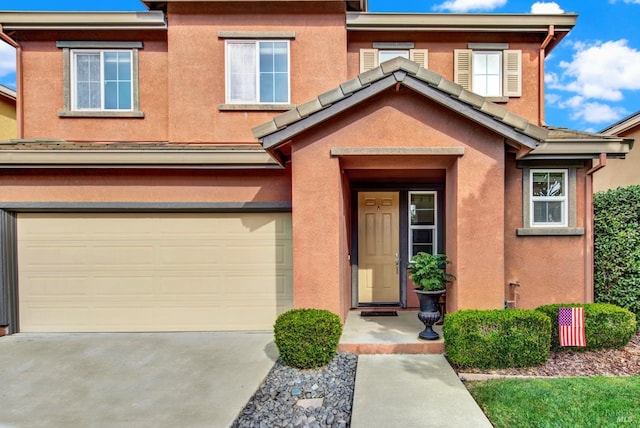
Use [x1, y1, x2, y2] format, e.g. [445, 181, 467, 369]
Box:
[594, 185, 640, 323]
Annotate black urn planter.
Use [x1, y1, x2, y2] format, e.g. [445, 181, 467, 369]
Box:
[414, 289, 446, 340]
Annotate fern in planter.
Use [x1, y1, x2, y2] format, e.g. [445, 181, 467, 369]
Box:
[409, 252, 455, 291]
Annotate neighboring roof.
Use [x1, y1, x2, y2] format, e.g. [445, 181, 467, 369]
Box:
[253, 57, 629, 163]
[0, 11, 166, 31]
[600, 111, 640, 136]
[0, 140, 280, 168]
[346, 13, 575, 52]
[0, 84, 16, 103]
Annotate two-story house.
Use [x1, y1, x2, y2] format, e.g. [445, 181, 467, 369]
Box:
[0, 0, 632, 335]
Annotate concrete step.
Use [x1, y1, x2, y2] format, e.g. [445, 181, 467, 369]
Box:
[338, 310, 445, 355]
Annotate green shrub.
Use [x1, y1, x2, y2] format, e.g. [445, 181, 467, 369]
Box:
[536, 303, 637, 352]
[443, 309, 551, 369]
[594, 186, 640, 323]
[273, 308, 342, 369]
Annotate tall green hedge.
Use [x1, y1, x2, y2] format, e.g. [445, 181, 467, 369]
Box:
[594, 185, 640, 323]
[536, 303, 637, 352]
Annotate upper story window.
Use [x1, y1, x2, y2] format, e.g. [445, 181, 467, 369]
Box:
[454, 44, 521, 100]
[530, 169, 568, 227]
[360, 42, 428, 73]
[57, 41, 143, 118]
[225, 40, 290, 104]
[72, 50, 132, 111]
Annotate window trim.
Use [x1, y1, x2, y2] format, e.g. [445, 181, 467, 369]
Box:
[408, 191, 438, 261]
[529, 169, 568, 228]
[472, 50, 503, 98]
[518, 167, 584, 236]
[58, 41, 143, 118]
[224, 39, 291, 106]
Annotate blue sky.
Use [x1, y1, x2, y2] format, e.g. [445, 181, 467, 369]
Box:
[1, 0, 639, 132]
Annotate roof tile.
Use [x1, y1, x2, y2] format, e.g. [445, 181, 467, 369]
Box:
[297, 97, 324, 118]
[358, 66, 385, 86]
[340, 77, 365, 96]
[274, 108, 302, 129]
[415, 67, 442, 87]
[318, 87, 347, 107]
[436, 79, 463, 98]
[252, 120, 280, 139]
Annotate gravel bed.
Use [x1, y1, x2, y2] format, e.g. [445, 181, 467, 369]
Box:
[232, 353, 358, 428]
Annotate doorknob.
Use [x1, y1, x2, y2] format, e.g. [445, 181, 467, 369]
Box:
[395, 253, 400, 274]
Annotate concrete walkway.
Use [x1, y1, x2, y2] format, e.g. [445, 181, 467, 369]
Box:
[0, 332, 277, 428]
[351, 354, 493, 427]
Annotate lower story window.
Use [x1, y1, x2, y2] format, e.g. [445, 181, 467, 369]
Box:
[531, 169, 568, 227]
[409, 191, 437, 259]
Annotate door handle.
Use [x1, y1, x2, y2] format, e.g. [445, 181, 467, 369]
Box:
[395, 253, 400, 274]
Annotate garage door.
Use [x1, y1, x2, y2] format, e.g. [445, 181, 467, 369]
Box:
[17, 213, 292, 332]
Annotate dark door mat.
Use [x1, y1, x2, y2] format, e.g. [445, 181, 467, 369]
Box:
[360, 311, 398, 317]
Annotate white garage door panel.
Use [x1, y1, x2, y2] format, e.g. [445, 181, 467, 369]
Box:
[18, 213, 292, 332]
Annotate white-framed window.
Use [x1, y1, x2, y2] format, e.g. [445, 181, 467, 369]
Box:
[454, 46, 521, 98]
[472, 51, 502, 97]
[409, 191, 437, 260]
[71, 50, 133, 111]
[225, 40, 290, 104]
[530, 169, 568, 227]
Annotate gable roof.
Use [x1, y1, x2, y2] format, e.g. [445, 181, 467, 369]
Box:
[254, 57, 546, 149]
[601, 110, 640, 136]
[253, 57, 630, 164]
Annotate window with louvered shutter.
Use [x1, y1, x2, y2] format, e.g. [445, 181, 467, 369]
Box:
[503, 50, 522, 97]
[409, 49, 428, 69]
[454, 49, 472, 91]
[360, 48, 379, 73]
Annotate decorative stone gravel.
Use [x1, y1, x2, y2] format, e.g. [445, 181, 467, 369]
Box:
[232, 353, 358, 428]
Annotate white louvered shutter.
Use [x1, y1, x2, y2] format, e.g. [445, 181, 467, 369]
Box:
[360, 48, 379, 73]
[503, 49, 522, 97]
[454, 49, 472, 91]
[409, 49, 429, 69]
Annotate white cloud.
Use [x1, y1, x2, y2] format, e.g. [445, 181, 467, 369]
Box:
[554, 39, 640, 101]
[531, 2, 564, 14]
[545, 93, 561, 105]
[0, 41, 16, 78]
[569, 101, 627, 124]
[554, 95, 627, 124]
[434, 0, 506, 12]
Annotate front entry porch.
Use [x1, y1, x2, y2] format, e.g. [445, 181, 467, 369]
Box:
[338, 310, 444, 354]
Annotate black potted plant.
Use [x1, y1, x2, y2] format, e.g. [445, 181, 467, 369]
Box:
[408, 252, 455, 340]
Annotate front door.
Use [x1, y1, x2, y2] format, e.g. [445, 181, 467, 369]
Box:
[357, 192, 400, 304]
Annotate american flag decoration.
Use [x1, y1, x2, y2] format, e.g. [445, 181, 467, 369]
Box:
[558, 307, 586, 347]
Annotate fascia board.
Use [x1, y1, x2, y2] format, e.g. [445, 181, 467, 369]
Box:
[346, 12, 577, 32]
[0, 11, 166, 30]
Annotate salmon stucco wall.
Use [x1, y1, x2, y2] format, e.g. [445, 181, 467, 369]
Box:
[288, 87, 507, 317]
[17, 32, 169, 142]
[0, 168, 291, 203]
[504, 154, 588, 308]
[593, 126, 640, 192]
[166, 1, 348, 144]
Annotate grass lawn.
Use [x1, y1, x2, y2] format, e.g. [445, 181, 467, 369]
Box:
[467, 376, 640, 428]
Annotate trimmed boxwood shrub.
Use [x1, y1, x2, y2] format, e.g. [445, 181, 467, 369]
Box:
[273, 308, 342, 369]
[594, 186, 640, 323]
[443, 309, 551, 369]
[536, 303, 637, 352]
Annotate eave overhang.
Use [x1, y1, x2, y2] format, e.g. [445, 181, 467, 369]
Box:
[600, 110, 640, 136]
[0, 11, 167, 31]
[0, 84, 16, 103]
[0, 141, 280, 169]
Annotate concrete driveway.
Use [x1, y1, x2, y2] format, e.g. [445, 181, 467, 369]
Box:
[0, 332, 278, 427]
